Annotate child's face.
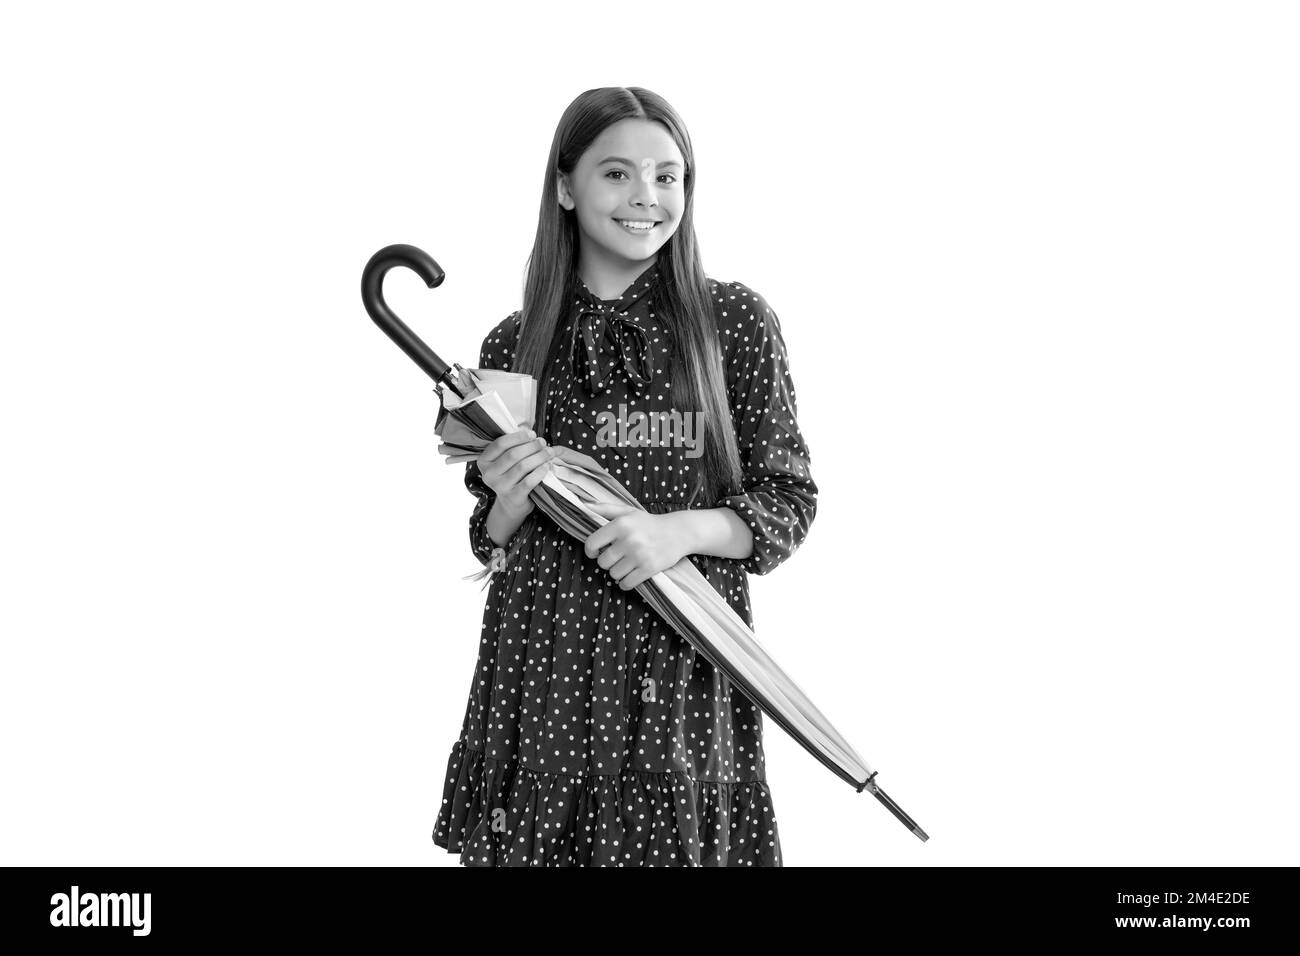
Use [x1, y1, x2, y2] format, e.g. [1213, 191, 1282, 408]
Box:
[557, 118, 685, 268]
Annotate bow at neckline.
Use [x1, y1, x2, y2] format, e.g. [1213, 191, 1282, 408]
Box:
[570, 260, 663, 396]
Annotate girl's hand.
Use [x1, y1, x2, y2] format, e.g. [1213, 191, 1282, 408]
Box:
[479, 427, 559, 518]
[584, 501, 692, 590]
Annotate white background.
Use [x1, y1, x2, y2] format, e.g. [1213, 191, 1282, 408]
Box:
[2, 1, 1296, 867]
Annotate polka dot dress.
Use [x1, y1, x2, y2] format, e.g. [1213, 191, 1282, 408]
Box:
[432, 258, 818, 866]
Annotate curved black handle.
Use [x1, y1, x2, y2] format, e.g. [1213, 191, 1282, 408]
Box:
[361, 243, 457, 388]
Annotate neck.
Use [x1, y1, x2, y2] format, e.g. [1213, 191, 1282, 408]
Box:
[577, 247, 657, 301]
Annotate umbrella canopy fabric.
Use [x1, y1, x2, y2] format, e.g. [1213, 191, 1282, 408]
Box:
[437, 366, 929, 842]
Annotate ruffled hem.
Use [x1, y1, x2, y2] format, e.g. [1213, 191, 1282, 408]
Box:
[432, 739, 782, 867]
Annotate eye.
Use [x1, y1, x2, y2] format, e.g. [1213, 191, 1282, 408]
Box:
[604, 169, 679, 184]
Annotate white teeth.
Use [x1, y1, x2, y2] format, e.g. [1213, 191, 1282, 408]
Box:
[618, 220, 657, 231]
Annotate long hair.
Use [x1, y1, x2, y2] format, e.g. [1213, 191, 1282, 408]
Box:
[511, 86, 745, 507]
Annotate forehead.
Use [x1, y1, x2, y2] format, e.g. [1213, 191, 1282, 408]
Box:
[582, 119, 684, 167]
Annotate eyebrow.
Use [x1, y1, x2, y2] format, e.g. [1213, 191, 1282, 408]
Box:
[597, 156, 684, 170]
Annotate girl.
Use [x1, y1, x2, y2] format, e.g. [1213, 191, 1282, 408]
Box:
[433, 87, 818, 867]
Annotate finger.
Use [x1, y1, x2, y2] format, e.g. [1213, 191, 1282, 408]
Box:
[618, 566, 653, 590]
[584, 518, 618, 557]
[595, 542, 626, 571]
[588, 500, 634, 517]
[504, 448, 554, 488]
[500, 435, 548, 468]
[518, 458, 553, 492]
[607, 555, 637, 581]
[489, 438, 550, 482]
[481, 427, 537, 466]
[483, 427, 534, 461]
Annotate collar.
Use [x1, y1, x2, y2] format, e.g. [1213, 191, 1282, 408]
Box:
[574, 259, 662, 322]
[568, 260, 663, 395]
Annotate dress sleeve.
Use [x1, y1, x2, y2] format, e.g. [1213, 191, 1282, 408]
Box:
[465, 311, 522, 566]
[715, 282, 819, 576]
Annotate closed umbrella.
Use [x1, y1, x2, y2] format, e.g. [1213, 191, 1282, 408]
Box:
[362, 243, 928, 842]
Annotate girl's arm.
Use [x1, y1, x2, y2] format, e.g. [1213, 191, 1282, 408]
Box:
[486, 496, 532, 548]
[656, 277, 817, 563]
[661, 507, 754, 561]
[465, 312, 524, 564]
[551, 446, 755, 560]
[712, 280, 819, 576]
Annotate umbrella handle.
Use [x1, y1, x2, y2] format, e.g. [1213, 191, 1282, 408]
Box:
[361, 243, 463, 391]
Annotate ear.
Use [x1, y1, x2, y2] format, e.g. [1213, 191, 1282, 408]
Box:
[556, 171, 574, 211]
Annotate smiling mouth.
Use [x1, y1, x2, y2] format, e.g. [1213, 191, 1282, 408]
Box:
[614, 218, 660, 233]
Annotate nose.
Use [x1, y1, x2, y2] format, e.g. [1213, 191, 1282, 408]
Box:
[630, 181, 658, 210]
